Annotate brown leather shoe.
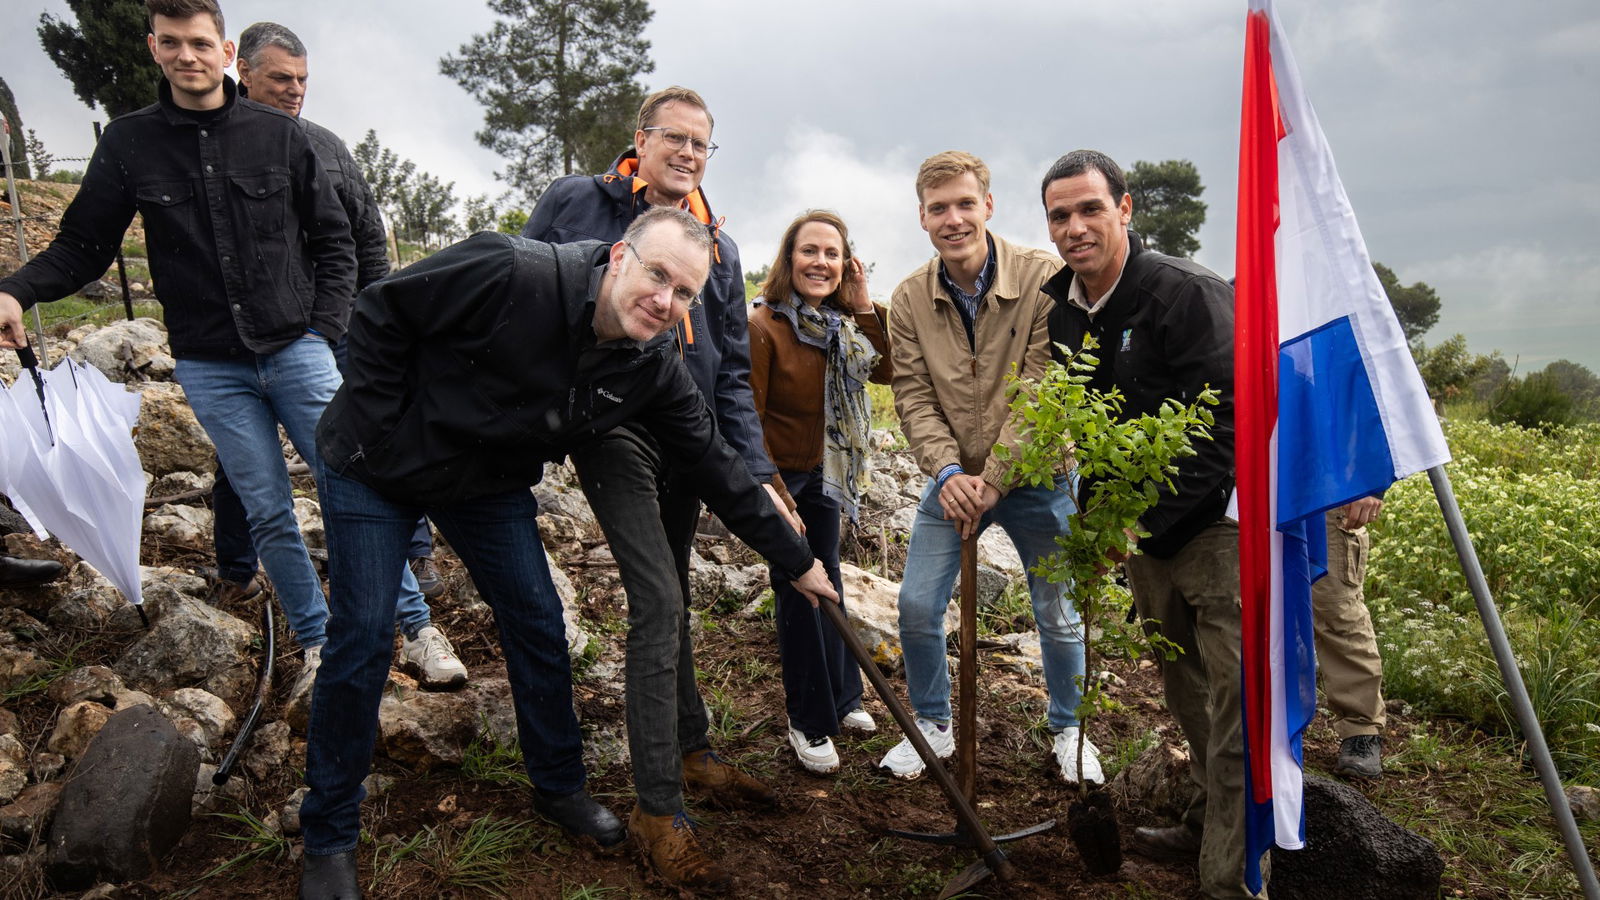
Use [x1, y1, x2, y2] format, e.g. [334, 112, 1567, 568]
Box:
[211, 573, 263, 605]
[682, 748, 775, 809]
[629, 806, 732, 894]
[1129, 824, 1203, 863]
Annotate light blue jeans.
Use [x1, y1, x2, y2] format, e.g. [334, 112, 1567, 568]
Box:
[897, 474, 1085, 731]
[173, 335, 431, 648]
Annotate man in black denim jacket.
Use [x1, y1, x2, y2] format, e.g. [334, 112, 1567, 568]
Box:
[0, 1, 366, 708]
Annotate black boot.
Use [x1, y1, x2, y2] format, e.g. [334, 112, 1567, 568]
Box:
[1335, 734, 1383, 779]
[533, 787, 626, 848]
[300, 850, 360, 899]
[0, 555, 64, 588]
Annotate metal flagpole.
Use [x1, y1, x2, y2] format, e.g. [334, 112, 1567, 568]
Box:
[1427, 465, 1599, 899]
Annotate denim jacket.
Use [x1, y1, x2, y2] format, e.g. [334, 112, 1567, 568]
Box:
[0, 77, 355, 358]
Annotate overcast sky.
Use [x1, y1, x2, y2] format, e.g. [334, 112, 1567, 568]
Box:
[6, 0, 1598, 371]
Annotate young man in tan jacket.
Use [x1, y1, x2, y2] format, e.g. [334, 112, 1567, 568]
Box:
[881, 151, 1099, 784]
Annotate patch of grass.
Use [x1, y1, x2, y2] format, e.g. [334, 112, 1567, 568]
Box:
[420, 816, 548, 896]
[561, 881, 623, 899]
[1, 640, 86, 702]
[35, 295, 164, 333]
[168, 807, 291, 897]
[866, 382, 900, 433]
[841, 837, 959, 896]
[368, 828, 433, 893]
[461, 729, 531, 789]
[1101, 728, 1161, 781]
[570, 635, 603, 679]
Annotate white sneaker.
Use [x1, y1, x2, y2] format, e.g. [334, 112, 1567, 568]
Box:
[840, 708, 877, 733]
[284, 644, 322, 731]
[1053, 726, 1105, 786]
[788, 724, 841, 775]
[878, 716, 954, 780]
[401, 625, 469, 690]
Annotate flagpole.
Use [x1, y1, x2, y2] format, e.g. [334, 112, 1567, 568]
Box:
[1427, 465, 1599, 899]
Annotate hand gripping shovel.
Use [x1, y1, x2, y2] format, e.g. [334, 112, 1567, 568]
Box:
[817, 536, 1054, 898]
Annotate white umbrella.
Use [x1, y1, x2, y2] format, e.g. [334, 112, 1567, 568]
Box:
[0, 350, 144, 606]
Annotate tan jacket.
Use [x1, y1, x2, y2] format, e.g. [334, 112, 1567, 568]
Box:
[888, 233, 1062, 493]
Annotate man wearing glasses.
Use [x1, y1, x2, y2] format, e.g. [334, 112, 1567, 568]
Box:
[525, 87, 790, 890]
[301, 207, 839, 898]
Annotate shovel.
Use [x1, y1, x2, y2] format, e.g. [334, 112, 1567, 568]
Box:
[817, 536, 1054, 898]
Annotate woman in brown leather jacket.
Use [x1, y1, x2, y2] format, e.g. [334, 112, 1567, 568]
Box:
[748, 210, 894, 775]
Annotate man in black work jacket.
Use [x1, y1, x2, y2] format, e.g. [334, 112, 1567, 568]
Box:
[1040, 149, 1264, 899]
[297, 207, 838, 900]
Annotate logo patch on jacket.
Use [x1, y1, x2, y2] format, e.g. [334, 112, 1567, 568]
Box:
[597, 387, 624, 404]
[1120, 328, 1134, 352]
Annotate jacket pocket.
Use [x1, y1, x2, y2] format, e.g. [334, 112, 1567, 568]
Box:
[230, 171, 291, 236]
[134, 182, 197, 256]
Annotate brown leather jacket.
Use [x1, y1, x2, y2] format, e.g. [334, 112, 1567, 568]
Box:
[887, 233, 1062, 493]
[748, 300, 892, 494]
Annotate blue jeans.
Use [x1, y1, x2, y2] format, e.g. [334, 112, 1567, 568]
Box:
[172, 336, 431, 647]
[897, 475, 1085, 731]
[301, 469, 584, 855]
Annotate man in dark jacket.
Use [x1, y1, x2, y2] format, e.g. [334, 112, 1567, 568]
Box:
[522, 86, 796, 890]
[220, 19, 465, 694]
[0, 0, 365, 701]
[1040, 149, 1265, 899]
[298, 207, 837, 899]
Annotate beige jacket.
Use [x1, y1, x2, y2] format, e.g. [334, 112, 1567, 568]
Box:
[888, 234, 1062, 493]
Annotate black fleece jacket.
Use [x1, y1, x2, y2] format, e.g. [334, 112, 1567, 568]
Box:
[316, 232, 813, 579]
[1045, 232, 1236, 559]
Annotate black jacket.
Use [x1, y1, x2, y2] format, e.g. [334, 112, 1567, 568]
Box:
[316, 232, 813, 579]
[300, 119, 390, 291]
[1045, 232, 1236, 558]
[521, 150, 774, 483]
[0, 77, 354, 357]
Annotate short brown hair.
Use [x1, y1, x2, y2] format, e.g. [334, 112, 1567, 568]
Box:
[623, 205, 714, 265]
[759, 210, 855, 312]
[915, 150, 990, 203]
[146, 0, 226, 38]
[636, 86, 714, 134]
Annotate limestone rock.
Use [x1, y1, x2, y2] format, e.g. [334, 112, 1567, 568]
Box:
[991, 631, 1044, 678]
[293, 496, 324, 550]
[467, 677, 519, 750]
[0, 733, 27, 803]
[147, 470, 214, 498]
[191, 763, 248, 817]
[47, 701, 114, 759]
[546, 549, 592, 666]
[47, 665, 126, 706]
[70, 318, 175, 382]
[0, 644, 49, 693]
[159, 688, 237, 749]
[839, 562, 957, 672]
[32, 752, 66, 782]
[1566, 785, 1600, 823]
[279, 786, 310, 836]
[241, 720, 290, 782]
[142, 503, 213, 548]
[134, 382, 215, 477]
[377, 674, 476, 772]
[113, 595, 256, 697]
[1, 782, 65, 842]
[1269, 775, 1443, 900]
[1108, 740, 1195, 823]
[976, 527, 1026, 578]
[46, 705, 200, 889]
[140, 565, 210, 599]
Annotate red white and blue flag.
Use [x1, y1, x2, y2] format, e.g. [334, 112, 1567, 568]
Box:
[1233, 0, 1450, 891]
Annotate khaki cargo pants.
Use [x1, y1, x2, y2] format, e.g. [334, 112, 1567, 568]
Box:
[1311, 507, 1386, 739]
[1127, 520, 1268, 899]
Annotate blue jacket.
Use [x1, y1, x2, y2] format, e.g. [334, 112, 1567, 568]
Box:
[522, 150, 774, 483]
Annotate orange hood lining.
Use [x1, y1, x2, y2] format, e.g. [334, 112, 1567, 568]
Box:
[607, 156, 723, 264]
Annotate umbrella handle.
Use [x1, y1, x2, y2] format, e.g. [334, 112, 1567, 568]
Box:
[16, 345, 38, 370]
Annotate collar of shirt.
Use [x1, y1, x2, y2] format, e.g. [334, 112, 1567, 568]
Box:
[938, 233, 998, 321]
[1066, 244, 1130, 321]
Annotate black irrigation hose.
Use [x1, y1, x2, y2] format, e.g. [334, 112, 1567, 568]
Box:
[212, 598, 274, 785]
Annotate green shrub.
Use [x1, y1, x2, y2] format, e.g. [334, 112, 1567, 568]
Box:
[1490, 371, 1578, 431]
[1367, 418, 1600, 782]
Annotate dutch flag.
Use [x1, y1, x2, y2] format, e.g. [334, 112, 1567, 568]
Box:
[1233, 0, 1451, 891]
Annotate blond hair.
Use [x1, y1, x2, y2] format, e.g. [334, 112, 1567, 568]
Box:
[915, 150, 990, 203]
[637, 86, 714, 134]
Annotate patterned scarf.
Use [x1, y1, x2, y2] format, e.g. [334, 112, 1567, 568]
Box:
[766, 291, 881, 521]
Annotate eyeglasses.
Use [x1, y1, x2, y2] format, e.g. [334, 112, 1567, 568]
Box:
[641, 126, 718, 159]
[626, 242, 702, 308]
